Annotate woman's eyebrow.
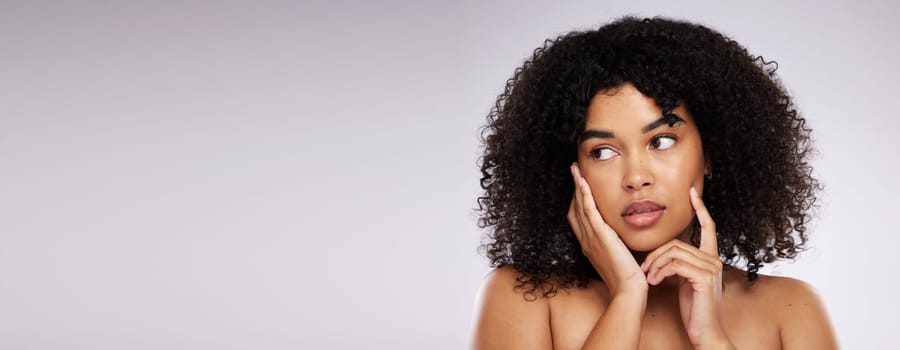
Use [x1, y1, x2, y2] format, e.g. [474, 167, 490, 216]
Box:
[579, 114, 687, 144]
[642, 113, 686, 133]
[578, 129, 615, 143]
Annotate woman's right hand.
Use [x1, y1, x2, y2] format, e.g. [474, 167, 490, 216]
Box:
[568, 163, 648, 297]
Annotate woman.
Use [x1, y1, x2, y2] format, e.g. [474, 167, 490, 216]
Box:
[470, 16, 838, 349]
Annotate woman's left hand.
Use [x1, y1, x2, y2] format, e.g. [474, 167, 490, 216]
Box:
[640, 187, 735, 349]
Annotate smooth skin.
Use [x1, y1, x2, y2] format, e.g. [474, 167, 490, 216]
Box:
[470, 83, 838, 349]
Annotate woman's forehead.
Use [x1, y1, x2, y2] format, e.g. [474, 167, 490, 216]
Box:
[584, 84, 695, 130]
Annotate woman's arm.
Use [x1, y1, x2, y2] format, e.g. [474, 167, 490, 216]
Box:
[578, 289, 647, 349]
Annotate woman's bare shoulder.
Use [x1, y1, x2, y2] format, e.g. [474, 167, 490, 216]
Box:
[724, 270, 839, 349]
[470, 266, 552, 350]
[724, 269, 824, 311]
[473, 265, 550, 311]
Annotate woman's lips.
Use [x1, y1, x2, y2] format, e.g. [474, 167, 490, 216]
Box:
[622, 201, 665, 228]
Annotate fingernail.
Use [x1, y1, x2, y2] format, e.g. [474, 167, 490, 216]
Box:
[690, 187, 697, 197]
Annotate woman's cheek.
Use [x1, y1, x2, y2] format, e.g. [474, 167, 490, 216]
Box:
[585, 177, 616, 221]
[596, 197, 618, 223]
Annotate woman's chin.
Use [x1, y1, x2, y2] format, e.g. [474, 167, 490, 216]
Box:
[620, 234, 678, 252]
[614, 220, 693, 252]
[623, 241, 663, 252]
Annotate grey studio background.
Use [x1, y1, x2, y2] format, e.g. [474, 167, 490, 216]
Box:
[1, 0, 897, 349]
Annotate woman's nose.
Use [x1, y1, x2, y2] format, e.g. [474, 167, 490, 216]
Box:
[623, 158, 654, 191]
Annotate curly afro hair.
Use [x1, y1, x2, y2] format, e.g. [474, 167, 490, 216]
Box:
[475, 16, 821, 300]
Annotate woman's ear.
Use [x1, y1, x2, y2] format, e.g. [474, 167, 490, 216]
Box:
[703, 151, 712, 180]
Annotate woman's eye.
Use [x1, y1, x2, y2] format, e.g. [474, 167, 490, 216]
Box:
[651, 136, 676, 150]
[590, 147, 618, 160]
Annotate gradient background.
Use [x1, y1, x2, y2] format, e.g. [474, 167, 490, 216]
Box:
[1, 0, 897, 349]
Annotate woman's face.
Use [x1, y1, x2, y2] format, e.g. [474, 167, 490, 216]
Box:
[576, 83, 707, 252]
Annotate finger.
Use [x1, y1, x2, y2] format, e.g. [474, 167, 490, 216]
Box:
[641, 240, 676, 272]
[570, 164, 604, 225]
[571, 164, 582, 212]
[569, 164, 592, 245]
[645, 245, 719, 283]
[571, 163, 622, 247]
[571, 163, 603, 233]
[647, 256, 719, 290]
[690, 187, 718, 256]
[577, 175, 615, 240]
[567, 197, 585, 241]
[569, 165, 586, 229]
[641, 239, 709, 272]
[571, 162, 582, 179]
[644, 242, 718, 278]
